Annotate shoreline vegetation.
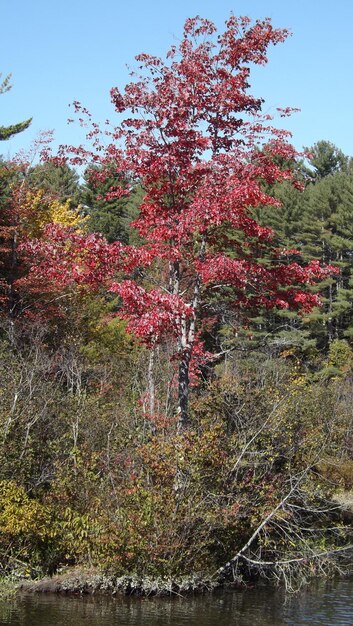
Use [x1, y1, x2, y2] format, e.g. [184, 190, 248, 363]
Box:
[4, 557, 353, 598]
[1, 16, 353, 595]
[17, 568, 221, 596]
[1, 346, 353, 596]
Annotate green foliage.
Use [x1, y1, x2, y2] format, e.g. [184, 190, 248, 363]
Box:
[0, 73, 12, 95]
[82, 165, 143, 244]
[0, 480, 51, 541]
[246, 144, 353, 353]
[297, 170, 353, 347]
[26, 162, 81, 205]
[0, 119, 32, 141]
[327, 339, 353, 370]
[0, 73, 31, 141]
[0, 480, 57, 575]
[305, 140, 349, 179]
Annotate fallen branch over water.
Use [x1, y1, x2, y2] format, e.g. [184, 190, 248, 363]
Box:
[216, 466, 353, 590]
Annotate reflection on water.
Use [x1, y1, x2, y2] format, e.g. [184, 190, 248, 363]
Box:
[0, 579, 353, 626]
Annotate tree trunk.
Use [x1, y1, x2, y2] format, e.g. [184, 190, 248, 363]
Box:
[176, 239, 205, 430]
[178, 348, 191, 430]
[147, 345, 155, 416]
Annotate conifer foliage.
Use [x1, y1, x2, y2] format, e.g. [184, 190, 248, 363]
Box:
[0, 73, 32, 141]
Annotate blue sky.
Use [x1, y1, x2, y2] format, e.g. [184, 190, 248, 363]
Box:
[1, 0, 352, 160]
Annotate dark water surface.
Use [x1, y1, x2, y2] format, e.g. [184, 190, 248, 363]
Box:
[1, 579, 353, 626]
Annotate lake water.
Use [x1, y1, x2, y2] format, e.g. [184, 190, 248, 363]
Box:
[1, 579, 353, 626]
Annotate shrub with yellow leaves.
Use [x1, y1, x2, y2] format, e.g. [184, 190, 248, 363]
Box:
[19, 188, 86, 238]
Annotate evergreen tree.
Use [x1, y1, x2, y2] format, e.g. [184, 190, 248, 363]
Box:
[0, 73, 32, 141]
[298, 170, 353, 346]
[241, 175, 313, 354]
[242, 147, 353, 355]
[82, 165, 143, 244]
[305, 140, 348, 180]
[256, 180, 303, 247]
[26, 161, 81, 205]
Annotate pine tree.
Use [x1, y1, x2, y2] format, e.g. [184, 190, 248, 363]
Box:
[243, 146, 353, 355]
[298, 170, 353, 347]
[237, 170, 313, 354]
[0, 73, 32, 141]
[26, 161, 80, 205]
[305, 140, 349, 180]
[82, 164, 143, 244]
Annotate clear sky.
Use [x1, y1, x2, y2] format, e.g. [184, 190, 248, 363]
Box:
[1, 0, 352, 160]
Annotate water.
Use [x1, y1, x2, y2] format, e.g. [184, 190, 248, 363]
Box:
[0, 580, 353, 626]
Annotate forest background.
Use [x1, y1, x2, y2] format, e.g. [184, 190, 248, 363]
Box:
[1, 1, 353, 593]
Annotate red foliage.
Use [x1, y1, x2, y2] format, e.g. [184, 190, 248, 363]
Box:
[110, 280, 193, 345]
[0, 162, 29, 315]
[24, 15, 336, 424]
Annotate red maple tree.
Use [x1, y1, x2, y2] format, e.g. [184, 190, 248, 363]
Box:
[25, 16, 335, 427]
